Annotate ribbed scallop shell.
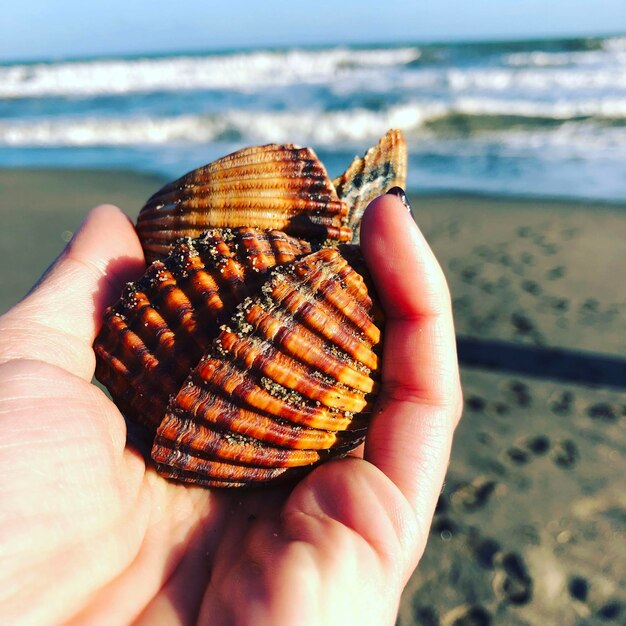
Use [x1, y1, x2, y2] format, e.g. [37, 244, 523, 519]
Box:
[94, 228, 312, 430]
[137, 144, 351, 263]
[333, 129, 407, 241]
[136, 130, 407, 262]
[152, 247, 382, 487]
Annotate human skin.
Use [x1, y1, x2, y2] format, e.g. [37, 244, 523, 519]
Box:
[0, 193, 462, 626]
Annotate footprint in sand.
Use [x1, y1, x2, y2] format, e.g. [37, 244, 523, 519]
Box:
[493, 552, 533, 605]
[511, 311, 539, 338]
[521, 279, 541, 295]
[546, 265, 566, 280]
[505, 446, 531, 465]
[498, 252, 513, 267]
[503, 435, 550, 467]
[453, 295, 471, 313]
[485, 400, 510, 419]
[472, 536, 501, 569]
[551, 297, 570, 312]
[451, 477, 497, 512]
[479, 280, 497, 294]
[579, 298, 604, 324]
[473, 244, 494, 261]
[503, 380, 533, 407]
[586, 402, 619, 422]
[597, 600, 623, 621]
[413, 605, 439, 626]
[523, 435, 551, 455]
[567, 575, 589, 602]
[462, 267, 482, 284]
[541, 243, 559, 255]
[549, 390, 575, 416]
[551, 439, 579, 469]
[465, 395, 486, 412]
[520, 251, 534, 265]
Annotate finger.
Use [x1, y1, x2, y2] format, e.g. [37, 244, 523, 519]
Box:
[0, 204, 145, 380]
[360, 193, 462, 515]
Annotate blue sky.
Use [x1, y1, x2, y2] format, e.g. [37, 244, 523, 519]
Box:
[1, 0, 625, 62]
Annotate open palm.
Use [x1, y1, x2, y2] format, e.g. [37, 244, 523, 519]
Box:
[0, 194, 461, 626]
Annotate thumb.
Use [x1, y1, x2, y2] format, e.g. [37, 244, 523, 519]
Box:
[0, 204, 145, 380]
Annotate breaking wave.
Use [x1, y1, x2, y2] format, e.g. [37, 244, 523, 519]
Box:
[1, 99, 625, 147]
[1, 35, 626, 201]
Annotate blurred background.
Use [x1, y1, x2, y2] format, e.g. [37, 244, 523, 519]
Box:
[1, 1, 626, 200]
[1, 2, 625, 625]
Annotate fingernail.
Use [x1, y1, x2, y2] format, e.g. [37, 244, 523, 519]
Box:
[386, 186, 411, 212]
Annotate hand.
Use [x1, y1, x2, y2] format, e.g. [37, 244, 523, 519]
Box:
[0, 194, 462, 626]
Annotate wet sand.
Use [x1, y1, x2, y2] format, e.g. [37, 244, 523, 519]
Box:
[1, 169, 625, 625]
[402, 195, 626, 626]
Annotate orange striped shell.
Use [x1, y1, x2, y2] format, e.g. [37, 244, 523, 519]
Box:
[95, 130, 404, 487]
[152, 247, 382, 487]
[136, 130, 407, 262]
[137, 144, 350, 264]
[94, 228, 312, 430]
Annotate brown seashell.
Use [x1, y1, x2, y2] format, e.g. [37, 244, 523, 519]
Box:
[94, 228, 313, 430]
[96, 130, 405, 488]
[136, 130, 407, 262]
[151, 247, 383, 488]
[136, 144, 351, 263]
[333, 129, 407, 242]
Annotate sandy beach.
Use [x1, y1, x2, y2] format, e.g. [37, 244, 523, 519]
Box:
[1, 168, 625, 625]
[399, 195, 626, 625]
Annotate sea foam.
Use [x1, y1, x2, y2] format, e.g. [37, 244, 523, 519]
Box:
[0, 37, 625, 201]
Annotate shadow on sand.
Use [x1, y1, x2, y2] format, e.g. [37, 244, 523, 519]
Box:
[457, 337, 626, 390]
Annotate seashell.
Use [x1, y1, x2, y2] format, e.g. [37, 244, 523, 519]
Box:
[151, 247, 382, 487]
[94, 228, 313, 430]
[136, 144, 351, 264]
[333, 129, 407, 241]
[136, 130, 407, 262]
[96, 130, 404, 487]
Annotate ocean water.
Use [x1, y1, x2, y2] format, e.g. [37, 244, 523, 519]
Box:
[1, 35, 626, 201]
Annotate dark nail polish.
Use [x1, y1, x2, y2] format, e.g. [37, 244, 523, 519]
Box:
[386, 186, 411, 212]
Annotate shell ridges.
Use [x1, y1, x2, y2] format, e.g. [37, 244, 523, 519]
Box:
[137, 144, 351, 263]
[94, 228, 313, 430]
[333, 129, 407, 241]
[95, 131, 405, 487]
[152, 247, 382, 487]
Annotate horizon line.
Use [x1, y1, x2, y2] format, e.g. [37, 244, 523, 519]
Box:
[1, 29, 625, 66]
